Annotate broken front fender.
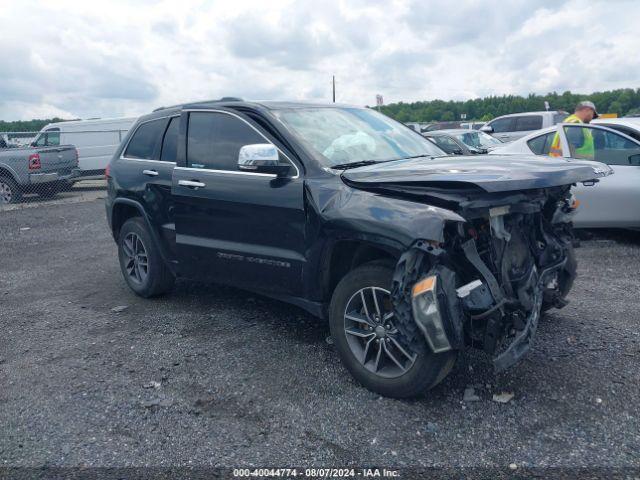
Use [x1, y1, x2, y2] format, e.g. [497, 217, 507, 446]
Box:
[307, 181, 465, 246]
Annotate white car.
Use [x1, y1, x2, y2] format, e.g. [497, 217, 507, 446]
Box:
[489, 121, 640, 228]
[480, 111, 568, 143]
[32, 117, 136, 179]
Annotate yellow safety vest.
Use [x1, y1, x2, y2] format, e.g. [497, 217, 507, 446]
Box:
[549, 114, 594, 159]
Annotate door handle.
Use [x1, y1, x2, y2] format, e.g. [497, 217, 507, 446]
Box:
[178, 179, 206, 188]
[142, 169, 159, 176]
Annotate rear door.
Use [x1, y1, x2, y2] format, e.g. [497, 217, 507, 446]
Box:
[118, 116, 178, 255]
[558, 124, 640, 228]
[487, 117, 516, 142]
[172, 108, 306, 295]
[510, 115, 543, 141]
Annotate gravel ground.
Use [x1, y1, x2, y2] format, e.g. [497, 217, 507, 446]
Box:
[0, 196, 639, 474]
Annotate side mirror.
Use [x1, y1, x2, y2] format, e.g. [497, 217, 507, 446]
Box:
[629, 154, 640, 166]
[480, 125, 493, 133]
[238, 144, 290, 177]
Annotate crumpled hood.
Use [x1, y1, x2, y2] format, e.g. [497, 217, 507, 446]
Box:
[341, 155, 613, 193]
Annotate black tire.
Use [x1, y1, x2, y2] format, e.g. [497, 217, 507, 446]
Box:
[0, 176, 22, 204]
[329, 261, 456, 398]
[117, 217, 175, 297]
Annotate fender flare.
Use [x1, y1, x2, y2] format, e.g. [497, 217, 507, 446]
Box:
[0, 163, 20, 182]
[110, 198, 177, 275]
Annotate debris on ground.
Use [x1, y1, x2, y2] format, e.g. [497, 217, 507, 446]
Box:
[596, 397, 603, 404]
[463, 387, 481, 402]
[325, 336, 334, 345]
[493, 392, 515, 404]
[143, 381, 161, 389]
[19, 227, 30, 231]
[111, 305, 128, 313]
[509, 463, 518, 470]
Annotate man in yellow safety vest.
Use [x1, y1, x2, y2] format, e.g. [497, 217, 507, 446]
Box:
[549, 101, 599, 158]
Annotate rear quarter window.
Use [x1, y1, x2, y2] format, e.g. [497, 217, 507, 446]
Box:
[124, 119, 167, 160]
[527, 131, 555, 155]
[488, 117, 514, 133]
[515, 115, 543, 131]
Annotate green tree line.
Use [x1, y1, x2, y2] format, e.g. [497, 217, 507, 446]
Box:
[0, 117, 78, 132]
[379, 88, 640, 123]
[2, 88, 639, 130]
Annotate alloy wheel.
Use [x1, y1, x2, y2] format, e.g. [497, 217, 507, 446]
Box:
[122, 232, 149, 285]
[343, 286, 417, 378]
[0, 180, 13, 204]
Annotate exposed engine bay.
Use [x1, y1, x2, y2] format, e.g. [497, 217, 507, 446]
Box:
[390, 184, 578, 371]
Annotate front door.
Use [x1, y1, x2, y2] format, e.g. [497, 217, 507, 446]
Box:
[559, 124, 640, 228]
[172, 109, 306, 295]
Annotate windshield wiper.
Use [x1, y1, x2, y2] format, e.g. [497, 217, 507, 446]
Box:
[394, 154, 434, 160]
[331, 160, 382, 170]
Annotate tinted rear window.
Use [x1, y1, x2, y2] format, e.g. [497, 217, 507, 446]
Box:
[515, 115, 543, 131]
[488, 117, 514, 133]
[124, 119, 166, 160]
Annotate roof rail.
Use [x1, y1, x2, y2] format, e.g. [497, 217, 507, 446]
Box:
[153, 97, 244, 112]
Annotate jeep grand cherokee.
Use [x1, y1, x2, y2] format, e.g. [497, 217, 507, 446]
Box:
[105, 99, 611, 398]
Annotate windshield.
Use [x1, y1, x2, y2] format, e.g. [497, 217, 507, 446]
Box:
[453, 131, 502, 148]
[273, 107, 445, 166]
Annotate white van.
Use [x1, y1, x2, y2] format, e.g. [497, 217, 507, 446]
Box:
[32, 117, 136, 179]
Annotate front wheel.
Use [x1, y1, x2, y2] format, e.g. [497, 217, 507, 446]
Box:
[329, 261, 456, 398]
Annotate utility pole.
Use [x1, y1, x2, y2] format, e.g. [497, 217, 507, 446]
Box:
[332, 76, 336, 103]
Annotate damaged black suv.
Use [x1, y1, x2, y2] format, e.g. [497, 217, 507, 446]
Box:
[106, 99, 611, 398]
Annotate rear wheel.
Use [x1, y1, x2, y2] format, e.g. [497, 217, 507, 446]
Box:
[329, 261, 456, 398]
[117, 217, 175, 297]
[0, 176, 21, 204]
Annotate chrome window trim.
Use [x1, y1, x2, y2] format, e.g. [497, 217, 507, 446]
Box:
[118, 158, 177, 165]
[120, 114, 179, 162]
[174, 166, 276, 178]
[183, 108, 301, 179]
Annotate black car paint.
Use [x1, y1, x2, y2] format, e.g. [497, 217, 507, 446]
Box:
[106, 100, 608, 323]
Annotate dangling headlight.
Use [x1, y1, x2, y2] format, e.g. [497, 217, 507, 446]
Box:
[411, 275, 452, 353]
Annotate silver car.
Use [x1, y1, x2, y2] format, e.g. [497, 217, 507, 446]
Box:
[481, 111, 568, 143]
[489, 121, 640, 228]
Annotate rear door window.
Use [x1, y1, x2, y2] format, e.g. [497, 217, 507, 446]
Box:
[488, 117, 515, 133]
[186, 112, 265, 171]
[514, 115, 543, 131]
[124, 119, 167, 160]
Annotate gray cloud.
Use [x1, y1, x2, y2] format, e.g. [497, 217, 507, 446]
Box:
[0, 0, 638, 120]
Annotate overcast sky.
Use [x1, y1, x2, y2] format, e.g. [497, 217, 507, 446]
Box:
[1, 0, 638, 121]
